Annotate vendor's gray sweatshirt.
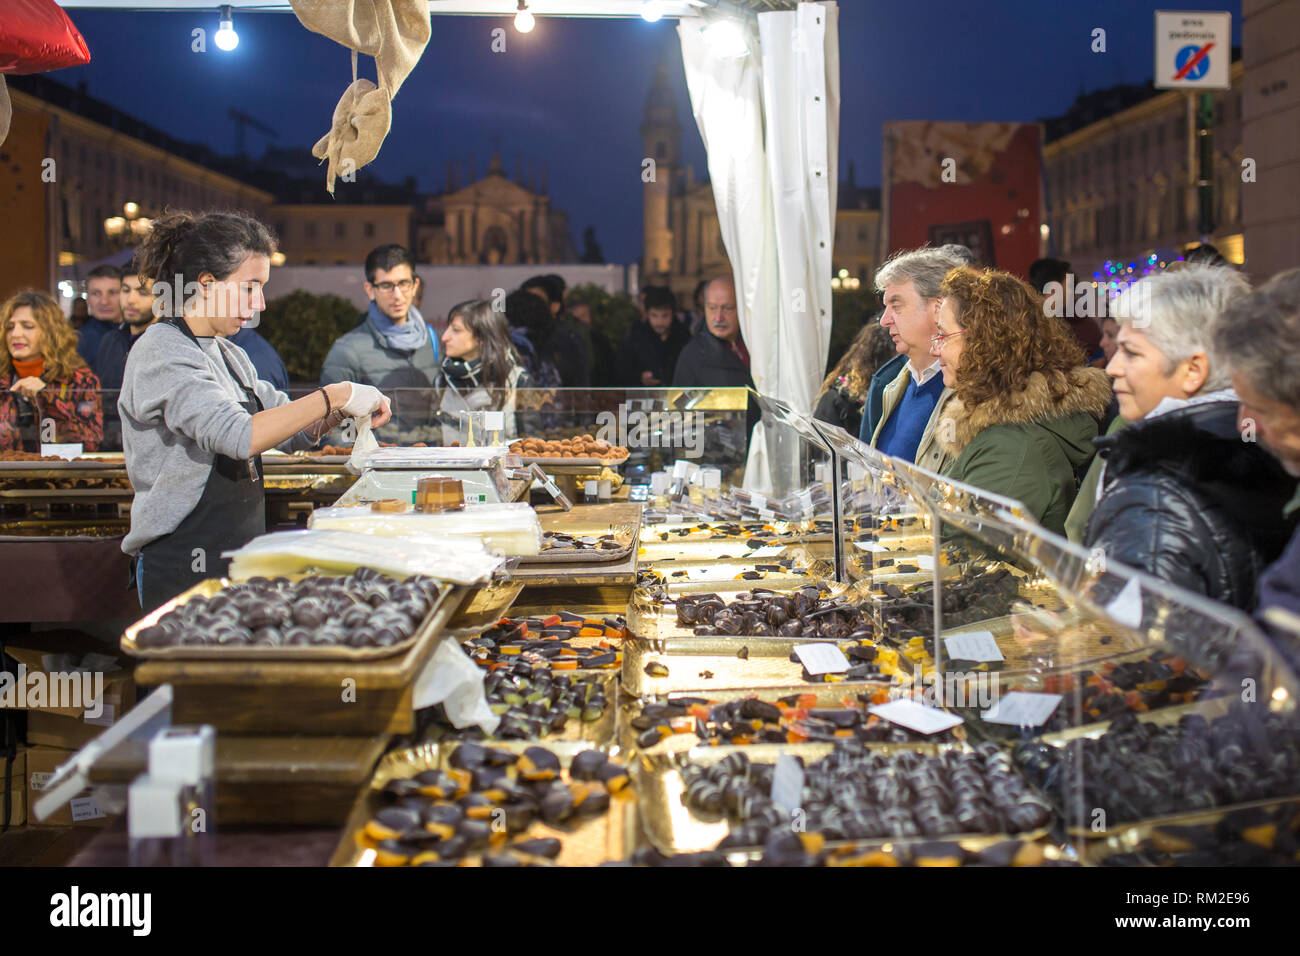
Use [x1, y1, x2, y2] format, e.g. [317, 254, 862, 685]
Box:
[118, 321, 314, 556]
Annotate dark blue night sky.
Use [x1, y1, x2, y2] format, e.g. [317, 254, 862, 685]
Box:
[48, 0, 1241, 264]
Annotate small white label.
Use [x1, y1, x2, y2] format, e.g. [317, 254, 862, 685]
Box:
[770, 754, 805, 815]
[70, 796, 105, 822]
[915, 554, 936, 571]
[84, 702, 116, 728]
[943, 630, 1004, 662]
[40, 443, 83, 460]
[672, 460, 691, 479]
[1105, 577, 1143, 629]
[869, 698, 964, 735]
[748, 492, 768, 511]
[747, 545, 786, 557]
[981, 691, 1063, 728]
[793, 643, 850, 675]
[483, 411, 505, 432]
[30, 771, 53, 792]
[853, 540, 889, 553]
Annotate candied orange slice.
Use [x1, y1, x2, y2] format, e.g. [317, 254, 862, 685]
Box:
[552, 660, 578, 670]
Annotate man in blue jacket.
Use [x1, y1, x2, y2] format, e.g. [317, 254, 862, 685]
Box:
[858, 244, 973, 471]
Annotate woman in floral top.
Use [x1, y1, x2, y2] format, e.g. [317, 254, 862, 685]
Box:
[1, 290, 103, 452]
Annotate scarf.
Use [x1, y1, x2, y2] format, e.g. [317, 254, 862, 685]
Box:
[12, 357, 45, 380]
[368, 300, 431, 353]
[441, 355, 482, 390]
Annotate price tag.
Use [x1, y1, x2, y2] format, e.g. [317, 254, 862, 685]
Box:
[482, 411, 504, 432]
[1105, 577, 1143, 629]
[793, 643, 850, 675]
[746, 545, 786, 557]
[30, 771, 52, 792]
[943, 630, 1004, 662]
[672, 460, 691, 479]
[770, 754, 805, 815]
[70, 796, 105, 822]
[914, 554, 935, 571]
[853, 540, 889, 553]
[868, 698, 964, 735]
[981, 691, 1063, 728]
[40, 443, 82, 460]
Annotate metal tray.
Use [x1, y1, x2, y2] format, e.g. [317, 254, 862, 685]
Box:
[621, 634, 898, 697]
[712, 837, 1074, 867]
[521, 524, 637, 565]
[1078, 795, 1300, 865]
[620, 682, 958, 757]
[121, 576, 465, 662]
[330, 742, 641, 866]
[632, 745, 1051, 856]
[518, 453, 629, 468]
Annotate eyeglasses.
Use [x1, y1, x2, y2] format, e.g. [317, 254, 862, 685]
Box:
[930, 329, 966, 349]
[372, 279, 416, 294]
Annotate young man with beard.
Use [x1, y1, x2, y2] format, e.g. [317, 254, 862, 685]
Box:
[94, 262, 156, 390]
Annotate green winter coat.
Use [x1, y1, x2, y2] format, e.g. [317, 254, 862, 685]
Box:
[936, 367, 1114, 537]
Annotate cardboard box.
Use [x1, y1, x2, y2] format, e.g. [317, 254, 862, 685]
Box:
[25, 745, 111, 827]
[2, 631, 136, 746]
[2, 746, 26, 828]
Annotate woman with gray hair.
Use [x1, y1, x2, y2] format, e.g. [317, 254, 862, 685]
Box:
[1083, 265, 1297, 609]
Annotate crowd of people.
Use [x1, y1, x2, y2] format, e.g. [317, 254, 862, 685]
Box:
[809, 240, 1300, 661]
[4, 208, 1300, 652]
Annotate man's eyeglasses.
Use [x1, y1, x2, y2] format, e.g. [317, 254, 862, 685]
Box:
[372, 279, 416, 294]
[930, 329, 966, 349]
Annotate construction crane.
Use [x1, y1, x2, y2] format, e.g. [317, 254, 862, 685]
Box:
[229, 108, 278, 157]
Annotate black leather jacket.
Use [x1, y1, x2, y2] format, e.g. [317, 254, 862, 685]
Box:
[1083, 399, 1298, 610]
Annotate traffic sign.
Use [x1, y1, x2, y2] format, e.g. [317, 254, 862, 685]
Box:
[1154, 10, 1231, 90]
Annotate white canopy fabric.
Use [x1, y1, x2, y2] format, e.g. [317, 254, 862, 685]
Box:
[679, 2, 839, 492]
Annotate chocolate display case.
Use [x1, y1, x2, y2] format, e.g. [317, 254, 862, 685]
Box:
[921, 496, 1300, 865]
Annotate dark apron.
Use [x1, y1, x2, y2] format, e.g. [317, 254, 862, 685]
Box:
[135, 320, 266, 613]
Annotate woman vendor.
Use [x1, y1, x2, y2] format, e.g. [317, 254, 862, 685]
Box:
[120, 210, 391, 611]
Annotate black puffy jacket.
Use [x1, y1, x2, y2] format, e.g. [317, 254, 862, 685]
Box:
[1083, 399, 1299, 610]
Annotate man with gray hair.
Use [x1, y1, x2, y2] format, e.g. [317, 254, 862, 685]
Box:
[1082, 265, 1296, 610]
[1211, 268, 1300, 640]
[858, 244, 974, 469]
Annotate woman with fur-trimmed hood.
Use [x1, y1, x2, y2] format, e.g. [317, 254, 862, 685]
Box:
[930, 267, 1113, 536]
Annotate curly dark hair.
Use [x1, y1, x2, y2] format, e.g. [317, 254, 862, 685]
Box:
[941, 266, 1085, 408]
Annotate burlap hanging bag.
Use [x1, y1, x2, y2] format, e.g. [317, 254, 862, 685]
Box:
[290, 0, 431, 193]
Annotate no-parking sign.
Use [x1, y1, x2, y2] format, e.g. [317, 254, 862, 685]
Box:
[1154, 10, 1231, 90]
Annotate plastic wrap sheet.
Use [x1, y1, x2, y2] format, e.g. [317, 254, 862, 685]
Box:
[223, 529, 503, 585]
[308, 502, 543, 556]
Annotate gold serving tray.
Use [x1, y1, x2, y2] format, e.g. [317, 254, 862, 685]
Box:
[330, 742, 641, 867]
[419, 671, 621, 749]
[620, 682, 957, 757]
[719, 837, 1074, 867]
[621, 634, 898, 697]
[1078, 795, 1300, 865]
[121, 575, 464, 662]
[632, 745, 1050, 856]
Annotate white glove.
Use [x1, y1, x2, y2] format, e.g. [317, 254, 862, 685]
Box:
[340, 383, 387, 420]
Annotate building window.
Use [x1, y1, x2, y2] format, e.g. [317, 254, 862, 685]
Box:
[335, 221, 346, 238]
[364, 221, 375, 238]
